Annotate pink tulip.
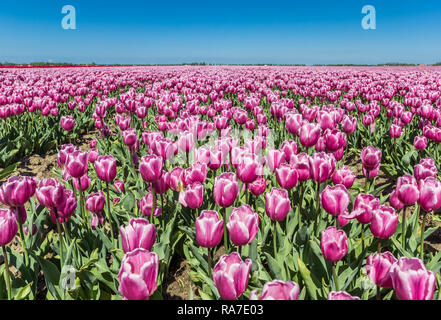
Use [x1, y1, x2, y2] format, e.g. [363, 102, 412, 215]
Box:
[65, 150, 89, 179]
[35, 178, 66, 209]
[250, 280, 300, 300]
[266, 149, 286, 172]
[183, 162, 207, 185]
[361, 146, 381, 178]
[213, 252, 252, 300]
[365, 252, 397, 288]
[118, 248, 158, 300]
[114, 180, 125, 194]
[57, 144, 77, 167]
[327, 291, 360, 300]
[166, 167, 185, 192]
[320, 226, 348, 262]
[309, 152, 336, 183]
[389, 190, 404, 210]
[138, 192, 162, 217]
[180, 182, 204, 209]
[195, 210, 224, 248]
[213, 172, 239, 208]
[0, 208, 18, 246]
[139, 155, 163, 183]
[85, 191, 106, 214]
[390, 257, 435, 300]
[60, 115, 75, 131]
[122, 128, 138, 147]
[370, 205, 399, 239]
[94, 155, 117, 182]
[280, 140, 298, 162]
[389, 124, 402, 139]
[265, 188, 291, 222]
[237, 153, 261, 184]
[290, 153, 310, 182]
[88, 148, 100, 163]
[350, 193, 380, 224]
[414, 136, 428, 150]
[120, 218, 156, 253]
[248, 177, 267, 196]
[418, 177, 441, 212]
[55, 189, 77, 220]
[332, 166, 355, 189]
[177, 130, 195, 153]
[275, 163, 299, 190]
[0, 176, 36, 207]
[299, 122, 321, 148]
[320, 184, 350, 216]
[72, 174, 91, 192]
[396, 174, 420, 206]
[227, 205, 259, 246]
[414, 160, 437, 182]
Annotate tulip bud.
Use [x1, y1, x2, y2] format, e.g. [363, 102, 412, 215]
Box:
[213, 252, 252, 300]
[391, 257, 435, 300]
[120, 218, 156, 253]
[227, 205, 259, 246]
[320, 226, 348, 262]
[118, 248, 159, 300]
[250, 280, 300, 300]
[195, 210, 224, 248]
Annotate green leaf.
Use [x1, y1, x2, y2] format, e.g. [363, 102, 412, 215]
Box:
[297, 257, 318, 300]
[13, 281, 33, 300]
[33, 255, 62, 300]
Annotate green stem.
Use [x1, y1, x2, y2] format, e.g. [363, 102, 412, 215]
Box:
[273, 221, 277, 257]
[420, 210, 427, 261]
[15, 207, 29, 267]
[207, 247, 212, 278]
[314, 182, 321, 236]
[361, 225, 365, 252]
[402, 206, 407, 250]
[54, 209, 64, 266]
[79, 187, 86, 225]
[223, 207, 229, 252]
[332, 263, 339, 291]
[105, 182, 115, 244]
[150, 186, 156, 225]
[2, 246, 12, 300]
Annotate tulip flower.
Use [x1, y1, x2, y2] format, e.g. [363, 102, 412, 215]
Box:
[180, 182, 204, 210]
[0, 208, 18, 299]
[114, 180, 125, 194]
[370, 205, 399, 240]
[94, 155, 117, 182]
[85, 191, 106, 214]
[195, 210, 224, 248]
[290, 153, 310, 182]
[321, 226, 348, 263]
[213, 252, 252, 300]
[139, 154, 163, 183]
[390, 257, 435, 300]
[275, 163, 299, 190]
[120, 218, 156, 253]
[227, 205, 259, 247]
[320, 184, 350, 216]
[250, 280, 300, 300]
[327, 291, 360, 300]
[309, 152, 336, 184]
[365, 252, 397, 290]
[414, 136, 428, 150]
[248, 177, 266, 196]
[60, 115, 75, 131]
[332, 166, 355, 189]
[299, 122, 321, 148]
[265, 188, 291, 222]
[213, 172, 239, 208]
[65, 150, 89, 179]
[118, 248, 159, 300]
[36, 178, 66, 209]
[236, 153, 261, 184]
[266, 149, 286, 172]
[0, 176, 36, 207]
[361, 146, 381, 178]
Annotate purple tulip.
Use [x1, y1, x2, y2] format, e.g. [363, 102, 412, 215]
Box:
[139, 192, 162, 217]
[180, 182, 204, 209]
[139, 155, 163, 183]
[60, 115, 75, 131]
[250, 280, 300, 300]
[94, 155, 117, 182]
[120, 218, 156, 253]
[195, 210, 224, 248]
[118, 248, 158, 300]
[114, 180, 125, 194]
[418, 177, 441, 212]
[275, 163, 299, 190]
[0, 208, 18, 246]
[35, 178, 66, 209]
[227, 205, 259, 246]
[320, 184, 350, 216]
[213, 172, 239, 208]
[309, 152, 336, 183]
[390, 257, 435, 300]
[332, 166, 355, 189]
[265, 188, 291, 222]
[361, 146, 381, 178]
[370, 205, 399, 239]
[365, 252, 397, 288]
[327, 291, 360, 300]
[0, 176, 36, 207]
[414, 136, 428, 150]
[248, 177, 267, 196]
[320, 226, 348, 262]
[85, 191, 106, 214]
[266, 149, 286, 172]
[65, 150, 89, 179]
[213, 252, 252, 300]
[299, 122, 321, 148]
[396, 174, 420, 206]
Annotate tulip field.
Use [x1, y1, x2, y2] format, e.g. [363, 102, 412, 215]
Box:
[2, 65, 441, 300]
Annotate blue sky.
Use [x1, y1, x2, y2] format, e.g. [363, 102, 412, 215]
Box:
[0, 0, 440, 64]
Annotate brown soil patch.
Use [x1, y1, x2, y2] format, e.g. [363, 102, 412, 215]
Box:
[163, 256, 199, 300]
